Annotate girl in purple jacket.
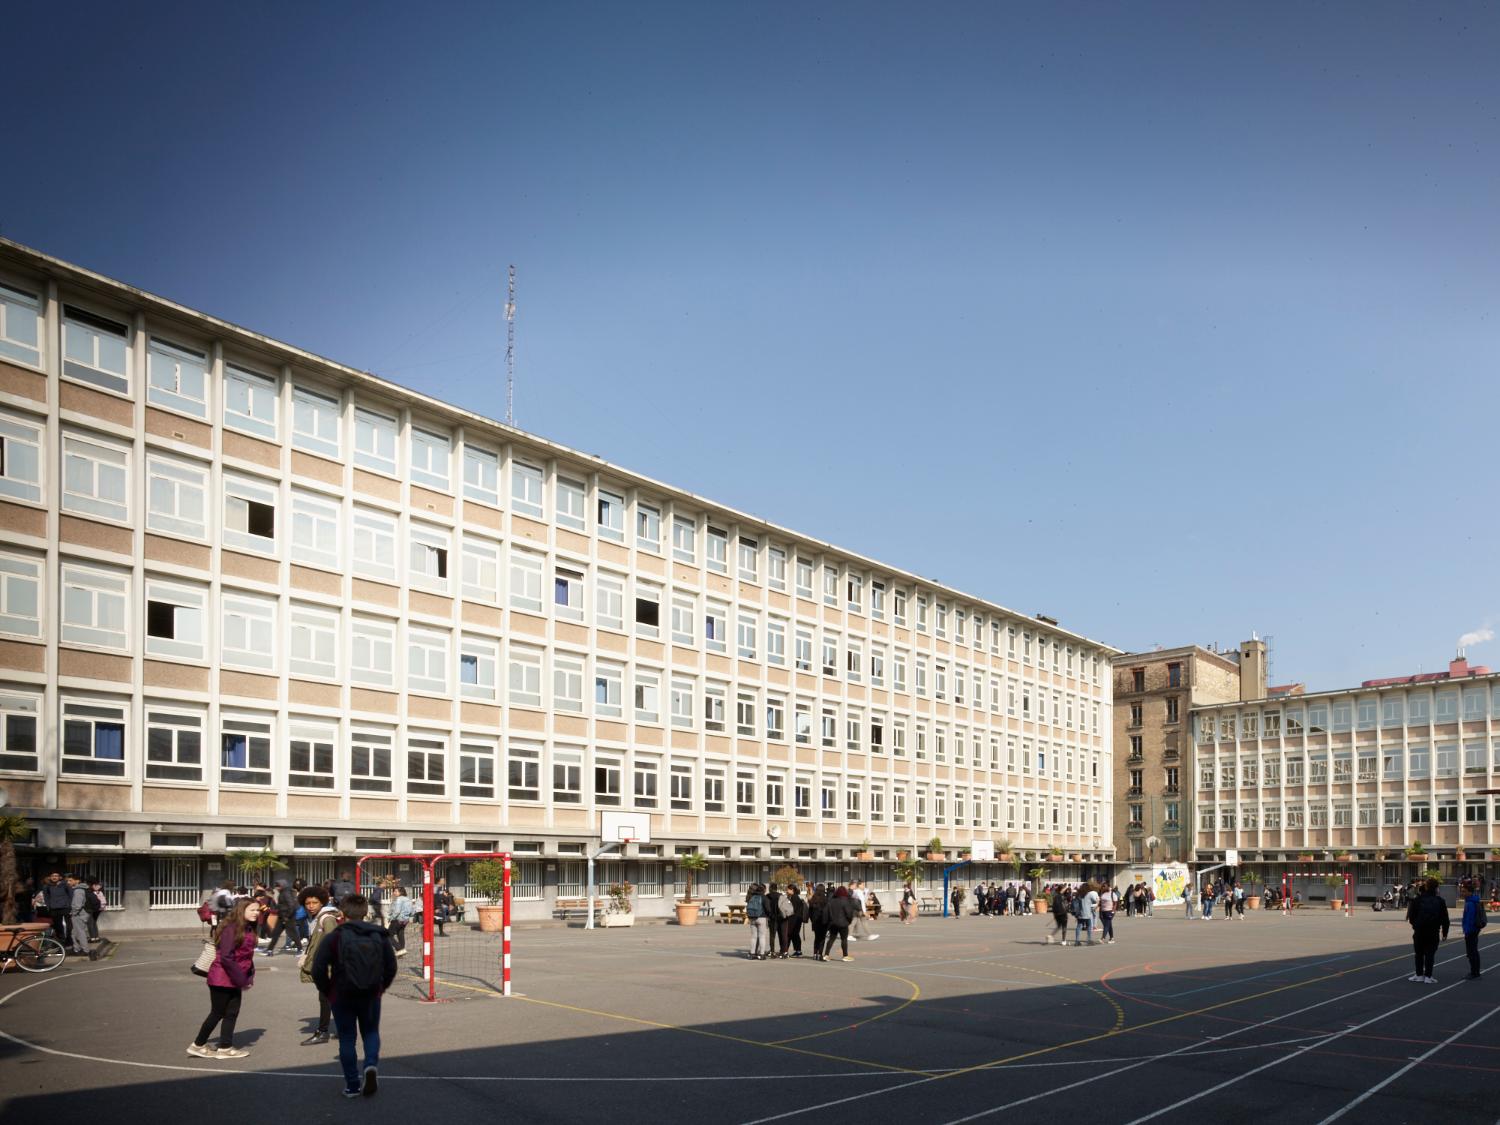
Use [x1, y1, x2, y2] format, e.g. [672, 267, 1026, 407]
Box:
[188, 899, 261, 1058]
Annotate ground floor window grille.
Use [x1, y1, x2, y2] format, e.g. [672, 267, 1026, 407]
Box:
[65, 855, 123, 909]
[294, 858, 336, 888]
[512, 860, 541, 900]
[636, 862, 661, 897]
[151, 858, 202, 908]
[557, 860, 584, 897]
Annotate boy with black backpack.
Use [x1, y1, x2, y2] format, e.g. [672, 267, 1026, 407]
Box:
[1405, 877, 1450, 984]
[311, 893, 397, 1098]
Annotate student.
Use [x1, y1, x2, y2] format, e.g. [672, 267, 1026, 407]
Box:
[899, 882, 916, 925]
[299, 887, 340, 1044]
[783, 884, 805, 958]
[311, 894, 397, 1098]
[40, 872, 71, 945]
[65, 874, 92, 959]
[1405, 877, 1450, 984]
[763, 883, 787, 957]
[1460, 878, 1485, 980]
[188, 898, 259, 1058]
[1098, 884, 1116, 944]
[388, 886, 413, 957]
[807, 884, 830, 958]
[823, 886, 858, 961]
[264, 880, 300, 955]
[1072, 882, 1099, 946]
[1049, 887, 1071, 944]
[745, 883, 770, 960]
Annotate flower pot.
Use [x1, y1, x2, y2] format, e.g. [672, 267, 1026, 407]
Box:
[925, 852, 946, 862]
[1334, 855, 1352, 863]
[997, 852, 1012, 862]
[1034, 899, 1046, 914]
[1046, 854, 1063, 862]
[1330, 900, 1343, 910]
[601, 912, 635, 927]
[477, 904, 505, 933]
[1297, 855, 1314, 862]
[674, 901, 700, 926]
[1454, 852, 1467, 862]
[1406, 854, 1428, 862]
[1247, 896, 1262, 911]
[855, 851, 874, 862]
[896, 850, 911, 861]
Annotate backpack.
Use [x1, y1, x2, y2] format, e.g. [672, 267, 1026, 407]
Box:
[746, 894, 765, 919]
[776, 894, 794, 920]
[335, 926, 389, 993]
[197, 899, 216, 924]
[84, 888, 104, 916]
[1071, 894, 1087, 920]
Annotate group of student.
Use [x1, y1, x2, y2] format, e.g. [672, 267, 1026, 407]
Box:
[970, 883, 1032, 915]
[1044, 881, 1118, 945]
[1404, 876, 1487, 983]
[190, 886, 400, 1099]
[19, 871, 112, 960]
[742, 881, 881, 961]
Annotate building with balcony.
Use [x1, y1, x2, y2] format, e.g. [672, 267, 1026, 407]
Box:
[1111, 640, 1264, 868]
[1192, 653, 1499, 891]
[0, 239, 1115, 926]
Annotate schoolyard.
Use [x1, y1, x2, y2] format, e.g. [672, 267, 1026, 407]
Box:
[1, 906, 1494, 1123]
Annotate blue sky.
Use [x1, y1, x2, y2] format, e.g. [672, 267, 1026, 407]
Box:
[5, 3, 1498, 689]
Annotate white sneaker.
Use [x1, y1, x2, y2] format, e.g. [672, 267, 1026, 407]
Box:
[1408, 974, 1423, 982]
[1423, 976, 1438, 985]
[867, 934, 880, 941]
[186, 1043, 217, 1058]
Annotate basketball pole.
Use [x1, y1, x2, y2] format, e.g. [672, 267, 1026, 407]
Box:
[585, 839, 625, 931]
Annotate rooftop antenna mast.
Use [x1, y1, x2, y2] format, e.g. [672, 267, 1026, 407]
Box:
[505, 264, 516, 426]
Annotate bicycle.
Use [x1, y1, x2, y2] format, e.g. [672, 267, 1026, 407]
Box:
[0, 925, 68, 973]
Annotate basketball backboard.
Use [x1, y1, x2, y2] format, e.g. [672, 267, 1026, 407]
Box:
[970, 840, 996, 862]
[600, 810, 651, 844]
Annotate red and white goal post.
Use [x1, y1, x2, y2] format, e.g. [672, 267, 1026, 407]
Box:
[1281, 870, 1353, 917]
[356, 851, 513, 1002]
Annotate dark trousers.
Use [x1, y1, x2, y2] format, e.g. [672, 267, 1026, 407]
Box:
[822, 925, 849, 958]
[1101, 911, 1115, 941]
[49, 911, 68, 944]
[1465, 932, 1481, 976]
[810, 923, 827, 955]
[388, 920, 407, 951]
[270, 913, 298, 950]
[1413, 930, 1440, 978]
[196, 985, 243, 1048]
[332, 993, 382, 1091]
[313, 990, 332, 1034]
[776, 919, 793, 954]
[787, 921, 802, 955]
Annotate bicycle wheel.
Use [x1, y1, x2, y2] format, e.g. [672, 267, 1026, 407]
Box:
[15, 935, 67, 972]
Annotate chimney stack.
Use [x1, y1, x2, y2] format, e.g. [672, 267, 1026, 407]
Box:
[1239, 637, 1268, 702]
[1450, 650, 1470, 678]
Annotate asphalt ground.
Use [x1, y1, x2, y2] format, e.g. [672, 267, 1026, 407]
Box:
[1, 906, 1496, 1124]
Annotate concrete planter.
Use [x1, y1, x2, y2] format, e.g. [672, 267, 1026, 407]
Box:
[601, 912, 635, 928]
[926, 852, 946, 862]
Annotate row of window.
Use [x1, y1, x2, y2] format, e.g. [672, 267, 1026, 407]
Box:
[1196, 742, 1500, 788]
[1197, 798, 1500, 830]
[1196, 687, 1500, 743]
[0, 276, 1101, 682]
[0, 692, 1104, 835]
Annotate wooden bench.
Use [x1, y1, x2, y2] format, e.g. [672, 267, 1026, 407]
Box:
[717, 904, 748, 924]
[553, 897, 606, 920]
[919, 897, 942, 914]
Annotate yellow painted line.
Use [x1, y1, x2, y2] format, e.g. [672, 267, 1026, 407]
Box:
[1000, 961, 1127, 1034]
[769, 970, 924, 1045]
[929, 946, 1416, 1083]
[514, 993, 933, 1076]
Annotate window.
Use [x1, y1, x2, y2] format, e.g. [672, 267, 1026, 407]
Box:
[704, 765, 726, 812]
[223, 475, 277, 554]
[63, 305, 130, 393]
[636, 503, 662, 552]
[795, 557, 814, 599]
[737, 613, 758, 660]
[462, 445, 499, 506]
[1409, 801, 1431, 826]
[635, 583, 661, 638]
[705, 526, 728, 574]
[634, 757, 659, 808]
[292, 386, 341, 459]
[1436, 742, 1458, 777]
[737, 537, 759, 581]
[594, 662, 623, 718]
[410, 428, 451, 490]
[509, 549, 544, 614]
[670, 760, 693, 810]
[767, 618, 786, 666]
[597, 489, 625, 541]
[461, 538, 500, 603]
[1167, 662, 1181, 687]
[634, 671, 660, 723]
[507, 646, 543, 708]
[767, 546, 787, 591]
[823, 632, 840, 678]
[671, 516, 696, 562]
[595, 753, 622, 805]
[62, 432, 129, 522]
[894, 650, 908, 692]
[145, 580, 206, 662]
[143, 708, 203, 782]
[1435, 690, 1458, 721]
[350, 617, 395, 687]
[221, 713, 272, 786]
[221, 593, 275, 671]
[290, 490, 339, 570]
[736, 692, 756, 736]
[794, 628, 813, 672]
[848, 640, 863, 684]
[1166, 697, 1180, 724]
[351, 508, 397, 582]
[459, 636, 499, 700]
[553, 653, 584, 712]
[0, 282, 41, 367]
[553, 567, 585, 621]
[350, 728, 393, 792]
[869, 645, 884, 686]
[459, 739, 496, 799]
[550, 746, 581, 803]
[823, 565, 839, 607]
[0, 552, 42, 639]
[354, 407, 398, 474]
[704, 601, 728, 653]
[704, 682, 726, 732]
[595, 573, 623, 630]
[288, 720, 336, 789]
[61, 564, 128, 650]
[407, 733, 447, 796]
[0, 410, 43, 504]
[511, 462, 544, 517]
[670, 677, 695, 728]
[223, 364, 277, 439]
[794, 701, 812, 744]
[150, 857, 203, 909]
[671, 596, 695, 646]
[550, 476, 584, 530]
[766, 697, 786, 741]
[508, 742, 540, 801]
[737, 769, 757, 814]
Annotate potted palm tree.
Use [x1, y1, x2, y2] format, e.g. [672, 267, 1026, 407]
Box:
[925, 836, 946, 862]
[1405, 840, 1428, 862]
[1324, 874, 1345, 909]
[469, 859, 508, 932]
[1028, 866, 1047, 912]
[855, 840, 874, 862]
[893, 855, 923, 889]
[0, 813, 35, 926]
[996, 838, 1014, 862]
[675, 852, 709, 925]
[602, 881, 635, 927]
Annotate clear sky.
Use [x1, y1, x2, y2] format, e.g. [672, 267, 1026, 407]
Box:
[5, 3, 1498, 690]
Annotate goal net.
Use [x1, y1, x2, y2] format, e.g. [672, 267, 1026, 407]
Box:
[356, 852, 512, 1002]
